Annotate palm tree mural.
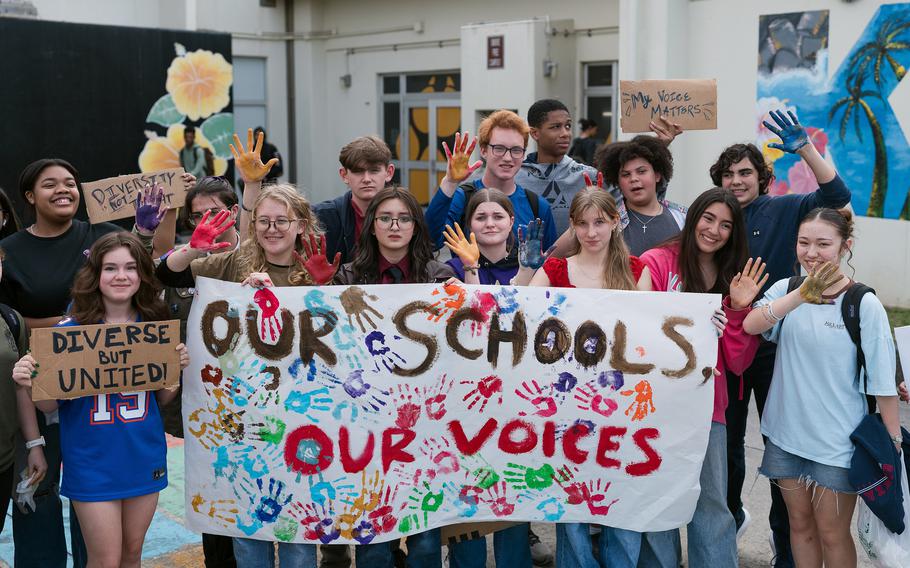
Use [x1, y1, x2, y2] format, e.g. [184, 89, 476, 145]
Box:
[848, 19, 910, 87]
[828, 77, 888, 217]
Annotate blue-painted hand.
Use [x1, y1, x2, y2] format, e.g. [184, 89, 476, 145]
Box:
[763, 109, 809, 153]
[518, 219, 551, 270]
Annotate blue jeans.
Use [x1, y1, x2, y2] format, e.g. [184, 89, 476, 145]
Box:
[686, 422, 738, 566]
[405, 528, 441, 568]
[602, 528, 677, 568]
[449, 523, 531, 568]
[555, 523, 604, 568]
[232, 537, 316, 567]
[13, 413, 87, 568]
[354, 542, 393, 566]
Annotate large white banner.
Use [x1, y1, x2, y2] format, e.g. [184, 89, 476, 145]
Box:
[183, 277, 719, 544]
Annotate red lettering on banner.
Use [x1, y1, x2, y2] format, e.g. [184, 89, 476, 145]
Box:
[448, 418, 498, 455]
[284, 425, 334, 475]
[381, 428, 416, 473]
[595, 426, 626, 469]
[498, 419, 538, 454]
[562, 423, 592, 464]
[542, 421, 556, 457]
[339, 427, 374, 473]
[626, 428, 662, 476]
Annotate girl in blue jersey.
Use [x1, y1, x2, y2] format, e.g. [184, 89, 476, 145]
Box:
[12, 232, 189, 568]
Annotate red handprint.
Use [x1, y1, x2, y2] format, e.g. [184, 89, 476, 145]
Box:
[420, 438, 459, 476]
[392, 384, 422, 428]
[553, 465, 586, 505]
[366, 485, 401, 535]
[484, 481, 516, 517]
[201, 364, 224, 387]
[574, 381, 619, 418]
[294, 234, 341, 285]
[424, 375, 454, 420]
[190, 209, 234, 252]
[515, 379, 557, 417]
[580, 479, 619, 516]
[253, 288, 282, 342]
[460, 375, 503, 413]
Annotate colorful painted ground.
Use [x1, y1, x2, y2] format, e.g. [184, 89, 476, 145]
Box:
[0, 435, 202, 567]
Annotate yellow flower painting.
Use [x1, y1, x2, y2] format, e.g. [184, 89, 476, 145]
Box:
[139, 124, 227, 175]
[166, 49, 233, 121]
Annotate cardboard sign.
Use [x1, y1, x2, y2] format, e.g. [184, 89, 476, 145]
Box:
[184, 278, 720, 543]
[30, 320, 181, 401]
[81, 168, 186, 224]
[620, 79, 717, 132]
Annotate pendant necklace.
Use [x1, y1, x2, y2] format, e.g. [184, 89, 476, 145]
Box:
[628, 206, 663, 234]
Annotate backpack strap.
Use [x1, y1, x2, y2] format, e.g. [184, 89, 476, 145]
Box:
[786, 275, 805, 294]
[524, 187, 540, 219]
[0, 304, 23, 355]
[456, 182, 477, 229]
[841, 282, 876, 412]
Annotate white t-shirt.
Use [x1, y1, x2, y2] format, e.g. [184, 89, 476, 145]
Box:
[756, 278, 896, 468]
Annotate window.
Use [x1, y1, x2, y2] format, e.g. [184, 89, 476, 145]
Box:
[582, 62, 618, 145]
[379, 72, 461, 205]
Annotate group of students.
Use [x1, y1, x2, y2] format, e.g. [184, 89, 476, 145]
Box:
[0, 97, 904, 568]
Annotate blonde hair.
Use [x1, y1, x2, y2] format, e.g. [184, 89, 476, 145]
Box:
[568, 188, 636, 290]
[236, 184, 322, 286]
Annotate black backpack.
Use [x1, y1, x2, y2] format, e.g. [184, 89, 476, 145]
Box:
[457, 182, 540, 230]
[785, 276, 877, 412]
[0, 303, 23, 356]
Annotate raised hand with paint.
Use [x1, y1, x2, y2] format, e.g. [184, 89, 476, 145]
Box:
[517, 218, 552, 271]
[190, 209, 235, 252]
[442, 131, 483, 184]
[443, 222, 479, 280]
[763, 109, 809, 154]
[11, 232, 189, 568]
[230, 128, 280, 183]
[133, 182, 168, 235]
[294, 234, 341, 285]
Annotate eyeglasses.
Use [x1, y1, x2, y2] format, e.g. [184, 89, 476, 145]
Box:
[255, 217, 298, 231]
[375, 215, 414, 228]
[488, 144, 526, 158]
[188, 208, 228, 226]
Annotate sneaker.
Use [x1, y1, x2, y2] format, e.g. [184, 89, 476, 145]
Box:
[736, 507, 751, 540]
[529, 527, 554, 565]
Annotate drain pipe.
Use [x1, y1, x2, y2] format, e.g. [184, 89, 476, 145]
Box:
[284, 0, 297, 183]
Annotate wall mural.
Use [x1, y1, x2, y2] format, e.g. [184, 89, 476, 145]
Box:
[756, 5, 910, 219]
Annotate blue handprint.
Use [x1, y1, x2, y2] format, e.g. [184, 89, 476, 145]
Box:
[253, 477, 292, 524]
[537, 497, 566, 521]
[518, 218, 551, 270]
[308, 473, 357, 507]
[365, 331, 407, 372]
[442, 481, 480, 518]
[763, 109, 809, 153]
[285, 387, 332, 422]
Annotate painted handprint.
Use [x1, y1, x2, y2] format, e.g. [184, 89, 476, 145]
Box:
[420, 437, 460, 476]
[285, 386, 333, 422]
[442, 482, 481, 517]
[392, 384, 423, 428]
[364, 330, 407, 373]
[552, 372, 579, 402]
[237, 477, 292, 536]
[191, 494, 238, 528]
[272, 515, 299, 542]
[574, 380, 620, 418]
[201, 364, 224, 387]
[340, 286, 384, 333]
[351, 470, 385, 515]
[762, 109, 809, 153]
[252, 288, 283, 343]
[230, 128, 280, 182]
[322, 367, 389, 413]
[621, 380, 656, 421]
[460, 375, 503, 413]
[483, 481, 516, 517]
[579, 479, 619, 515]
[536, 497, 566, 521]
[298, 502, 341, 544]
[461, 454, 501, 490]
[597, 370, 625, 391]
[187, 408, 227, 449]
[294, 233, 341, 285]
[427, 280, 466, 322]
[400, 481, 444, 533]
[493, 286, 520, 314]
[366, 485, 401, 536]
[308, 472, 357, 508]
[515, 379, 557, 417]
[424, 374, 454, 420]
[442, 131, 482, 182]
[503, 462, 556, 491]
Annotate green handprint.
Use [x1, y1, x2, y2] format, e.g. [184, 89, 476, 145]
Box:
[503, 462, 556, 490]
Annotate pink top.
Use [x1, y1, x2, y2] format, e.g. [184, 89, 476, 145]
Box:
[640, 244, 759, 424]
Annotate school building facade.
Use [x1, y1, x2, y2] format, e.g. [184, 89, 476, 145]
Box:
[10, 0, 910, 306]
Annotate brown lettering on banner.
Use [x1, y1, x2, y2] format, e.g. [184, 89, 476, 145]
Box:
[30, 321, 181, 401]
[81, 167, 186, 224]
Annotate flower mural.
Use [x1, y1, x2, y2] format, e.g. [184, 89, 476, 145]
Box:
[139, 124, 228, 176]
[166, 48, 233, 121]
[756, 6, 910, 218]
[140, 43, 234, 175]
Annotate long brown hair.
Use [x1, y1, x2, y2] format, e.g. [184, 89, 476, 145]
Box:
[235, 184, 321, 286]
[69, 232, 169, 324]
[464, 188, 515, 252]
[671, 188, 748, 294]
[568, 188, 636, 290]
[351, 186, 434, 283]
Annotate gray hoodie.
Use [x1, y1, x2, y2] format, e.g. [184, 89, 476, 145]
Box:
[515, 153, 599, 235]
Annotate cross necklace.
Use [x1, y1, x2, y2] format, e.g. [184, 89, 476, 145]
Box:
[628, 205, 663, 234]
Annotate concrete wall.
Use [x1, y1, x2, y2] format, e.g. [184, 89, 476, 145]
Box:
[619, 0, 910, 307]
